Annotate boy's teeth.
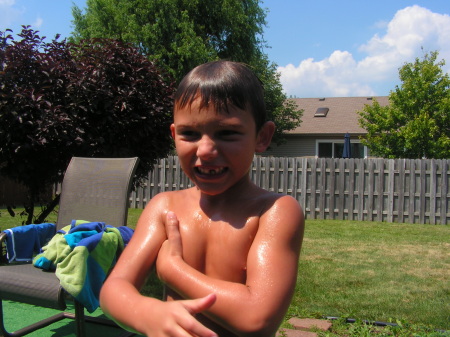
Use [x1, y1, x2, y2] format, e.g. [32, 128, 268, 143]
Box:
[198, 167, 224, 175]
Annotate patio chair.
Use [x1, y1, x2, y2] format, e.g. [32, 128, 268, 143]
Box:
[0, 157, 139, 337]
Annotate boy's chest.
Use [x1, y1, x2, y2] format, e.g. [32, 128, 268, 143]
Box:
[177, 215, 259, 283]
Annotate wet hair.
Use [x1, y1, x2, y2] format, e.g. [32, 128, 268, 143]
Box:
[174, 60, 267, 131]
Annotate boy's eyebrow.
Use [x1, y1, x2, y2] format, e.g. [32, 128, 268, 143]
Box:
[174, 122, 201, 128]
[217, 121, 246, 128]
[175, 120, 246, 129]
[174, 124, 246, 133]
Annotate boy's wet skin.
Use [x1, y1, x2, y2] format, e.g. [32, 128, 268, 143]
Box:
[160, 189, 294, 337]
[100, 60, 305, 337]
[162, 188, 284, 337]
[161, 185, 280, 283]
[157, 100, 297, 336]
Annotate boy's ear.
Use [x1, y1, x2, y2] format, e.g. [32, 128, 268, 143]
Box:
[170, 124, 175, 139]
[255, 121, 275, 153]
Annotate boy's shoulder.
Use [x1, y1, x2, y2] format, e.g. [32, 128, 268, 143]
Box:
[147, 188, 200, 210]
[233, 187, 303, 223]
[155, 187, 196, 201]
[261, 192, 303, 216]
[252, 186, 300, 206]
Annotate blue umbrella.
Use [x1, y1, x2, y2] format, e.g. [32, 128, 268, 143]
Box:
[343, 132, 352, 158]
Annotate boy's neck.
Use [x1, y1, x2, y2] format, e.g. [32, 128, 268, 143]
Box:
[197, 173, 258, 207]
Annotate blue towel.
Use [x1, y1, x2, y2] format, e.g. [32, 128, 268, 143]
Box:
[3, 223, 56, 263]
[33, 220, 134, 313]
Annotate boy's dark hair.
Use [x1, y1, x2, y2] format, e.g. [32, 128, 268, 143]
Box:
[174, 60, 267, 131]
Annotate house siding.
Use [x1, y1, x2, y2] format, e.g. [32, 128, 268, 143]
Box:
[264, 136, 315, 157]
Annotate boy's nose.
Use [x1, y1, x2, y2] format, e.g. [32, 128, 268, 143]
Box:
[196, 136, 218, 159]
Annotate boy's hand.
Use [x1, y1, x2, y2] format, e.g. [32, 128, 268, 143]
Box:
[157, 211, 184, 281]
[164, 211, 184, 257]
[137, 294, 218, 337]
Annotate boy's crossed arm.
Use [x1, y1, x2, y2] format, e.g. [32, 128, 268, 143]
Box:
[157, 196, 304, 337]
[100, 194, 220, 337]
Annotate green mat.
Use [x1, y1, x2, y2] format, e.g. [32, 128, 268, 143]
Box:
[2, 300, 142, 336]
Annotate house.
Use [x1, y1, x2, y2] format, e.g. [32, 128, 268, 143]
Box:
[264, 96, 390, 158]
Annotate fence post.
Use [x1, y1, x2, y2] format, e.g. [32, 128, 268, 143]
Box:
[440, 160, 449, 225]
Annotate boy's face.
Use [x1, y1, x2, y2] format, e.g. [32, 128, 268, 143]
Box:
[171, 98, 272, 196]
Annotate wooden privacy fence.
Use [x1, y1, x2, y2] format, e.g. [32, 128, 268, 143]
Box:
[0, 176, 28, 207]
[130, 156, 449, 225]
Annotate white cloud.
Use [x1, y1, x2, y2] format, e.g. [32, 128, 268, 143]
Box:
[278, 5, 450, 97]
[372, 20, 389, 30]
[0, 0, 23, 31]
[280, 51, 377, 97]
[33, 16, 43, 28]
[0, 0, 15, 5]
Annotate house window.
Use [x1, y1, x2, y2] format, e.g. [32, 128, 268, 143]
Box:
[316, 140, 366, 158]
[318, 142, 333, 157]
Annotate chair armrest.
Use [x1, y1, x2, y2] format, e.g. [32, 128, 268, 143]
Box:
[0, 223, 56, 264]
[0, 232, 8, 264]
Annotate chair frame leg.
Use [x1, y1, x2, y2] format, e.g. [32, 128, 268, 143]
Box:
[75, 301, 87, 337]
[0, 299, 136, 337]
[0, 299, 67, 337]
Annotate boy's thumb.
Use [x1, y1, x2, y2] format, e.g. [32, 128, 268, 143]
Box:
[185, 294, 217, 315]
[165, 211, 180, 236]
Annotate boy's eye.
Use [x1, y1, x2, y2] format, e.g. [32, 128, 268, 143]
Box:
[179, 130, 200, 140]
[217, 130, 241, 139]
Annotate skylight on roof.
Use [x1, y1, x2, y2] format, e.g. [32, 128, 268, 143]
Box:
[314, 107, 329, 117]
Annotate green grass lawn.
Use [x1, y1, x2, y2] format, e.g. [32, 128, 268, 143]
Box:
[291, 219, 449, 333]
[1, 207, 449, 335]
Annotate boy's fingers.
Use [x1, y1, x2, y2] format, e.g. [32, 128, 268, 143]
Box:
[183, 293, 217, 315]
[186, 322, 218, 337]
[165, 211, 180, 235]
[165, 211, 183, 255]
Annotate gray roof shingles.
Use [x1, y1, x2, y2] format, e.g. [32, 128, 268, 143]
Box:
[289, 96, 390, 136]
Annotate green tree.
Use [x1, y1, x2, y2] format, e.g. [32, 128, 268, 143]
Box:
[358, 51, 450, 159]
[71, 0, 302, 144]
[0, 27, 175, 224]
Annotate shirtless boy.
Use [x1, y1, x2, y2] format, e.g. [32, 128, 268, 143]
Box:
[100, 60, 305, 337]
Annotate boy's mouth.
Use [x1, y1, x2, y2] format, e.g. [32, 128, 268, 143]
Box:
[195, 166, 227, 176]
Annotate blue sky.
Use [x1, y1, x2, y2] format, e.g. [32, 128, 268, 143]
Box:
[1, 0, 449, 98]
